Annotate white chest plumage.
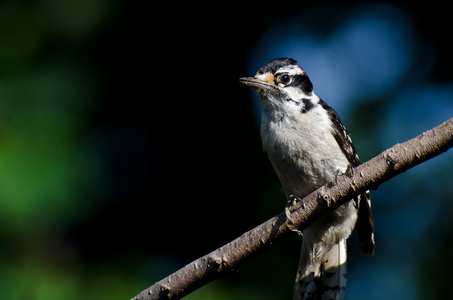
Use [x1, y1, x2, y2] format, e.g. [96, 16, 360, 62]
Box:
[261, 98, 349, 198]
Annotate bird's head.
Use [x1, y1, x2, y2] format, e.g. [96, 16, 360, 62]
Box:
[240, 58, 315, 112]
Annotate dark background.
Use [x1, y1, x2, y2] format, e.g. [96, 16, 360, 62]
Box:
[0, 1, 452, 299]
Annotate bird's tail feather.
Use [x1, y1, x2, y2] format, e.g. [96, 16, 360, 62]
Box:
[294, 238, 348, 300]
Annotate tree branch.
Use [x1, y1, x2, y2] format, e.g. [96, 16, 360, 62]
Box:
[132, 117, 453, 300]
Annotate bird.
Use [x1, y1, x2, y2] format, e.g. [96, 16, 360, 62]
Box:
[240, 58, 374, 300]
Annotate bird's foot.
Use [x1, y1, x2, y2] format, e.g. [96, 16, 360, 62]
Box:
[285, 195, 304, 236]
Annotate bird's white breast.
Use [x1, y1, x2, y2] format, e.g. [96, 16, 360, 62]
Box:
[261, 101, 349, 198]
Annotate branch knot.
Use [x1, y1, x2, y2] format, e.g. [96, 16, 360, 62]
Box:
[319, 192, 332, 207]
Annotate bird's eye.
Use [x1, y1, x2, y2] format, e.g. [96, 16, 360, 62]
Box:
[279, 74, 291, 84]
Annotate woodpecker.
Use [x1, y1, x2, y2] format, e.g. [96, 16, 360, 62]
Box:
[240, 58, 374, 300]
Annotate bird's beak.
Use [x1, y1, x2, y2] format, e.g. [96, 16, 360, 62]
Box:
[239, 77, 275, 91]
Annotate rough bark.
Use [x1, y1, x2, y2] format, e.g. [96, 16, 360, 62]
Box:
[132, 117, 453, 300]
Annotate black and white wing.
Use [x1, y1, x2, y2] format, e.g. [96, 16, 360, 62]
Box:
[320, 99, 375, 255]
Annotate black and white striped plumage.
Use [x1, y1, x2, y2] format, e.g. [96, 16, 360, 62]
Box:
[240, 58, 374, 300]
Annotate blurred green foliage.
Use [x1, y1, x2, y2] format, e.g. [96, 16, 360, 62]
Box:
[0, 0, 139, 299]
[0, 66, 93, 229]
